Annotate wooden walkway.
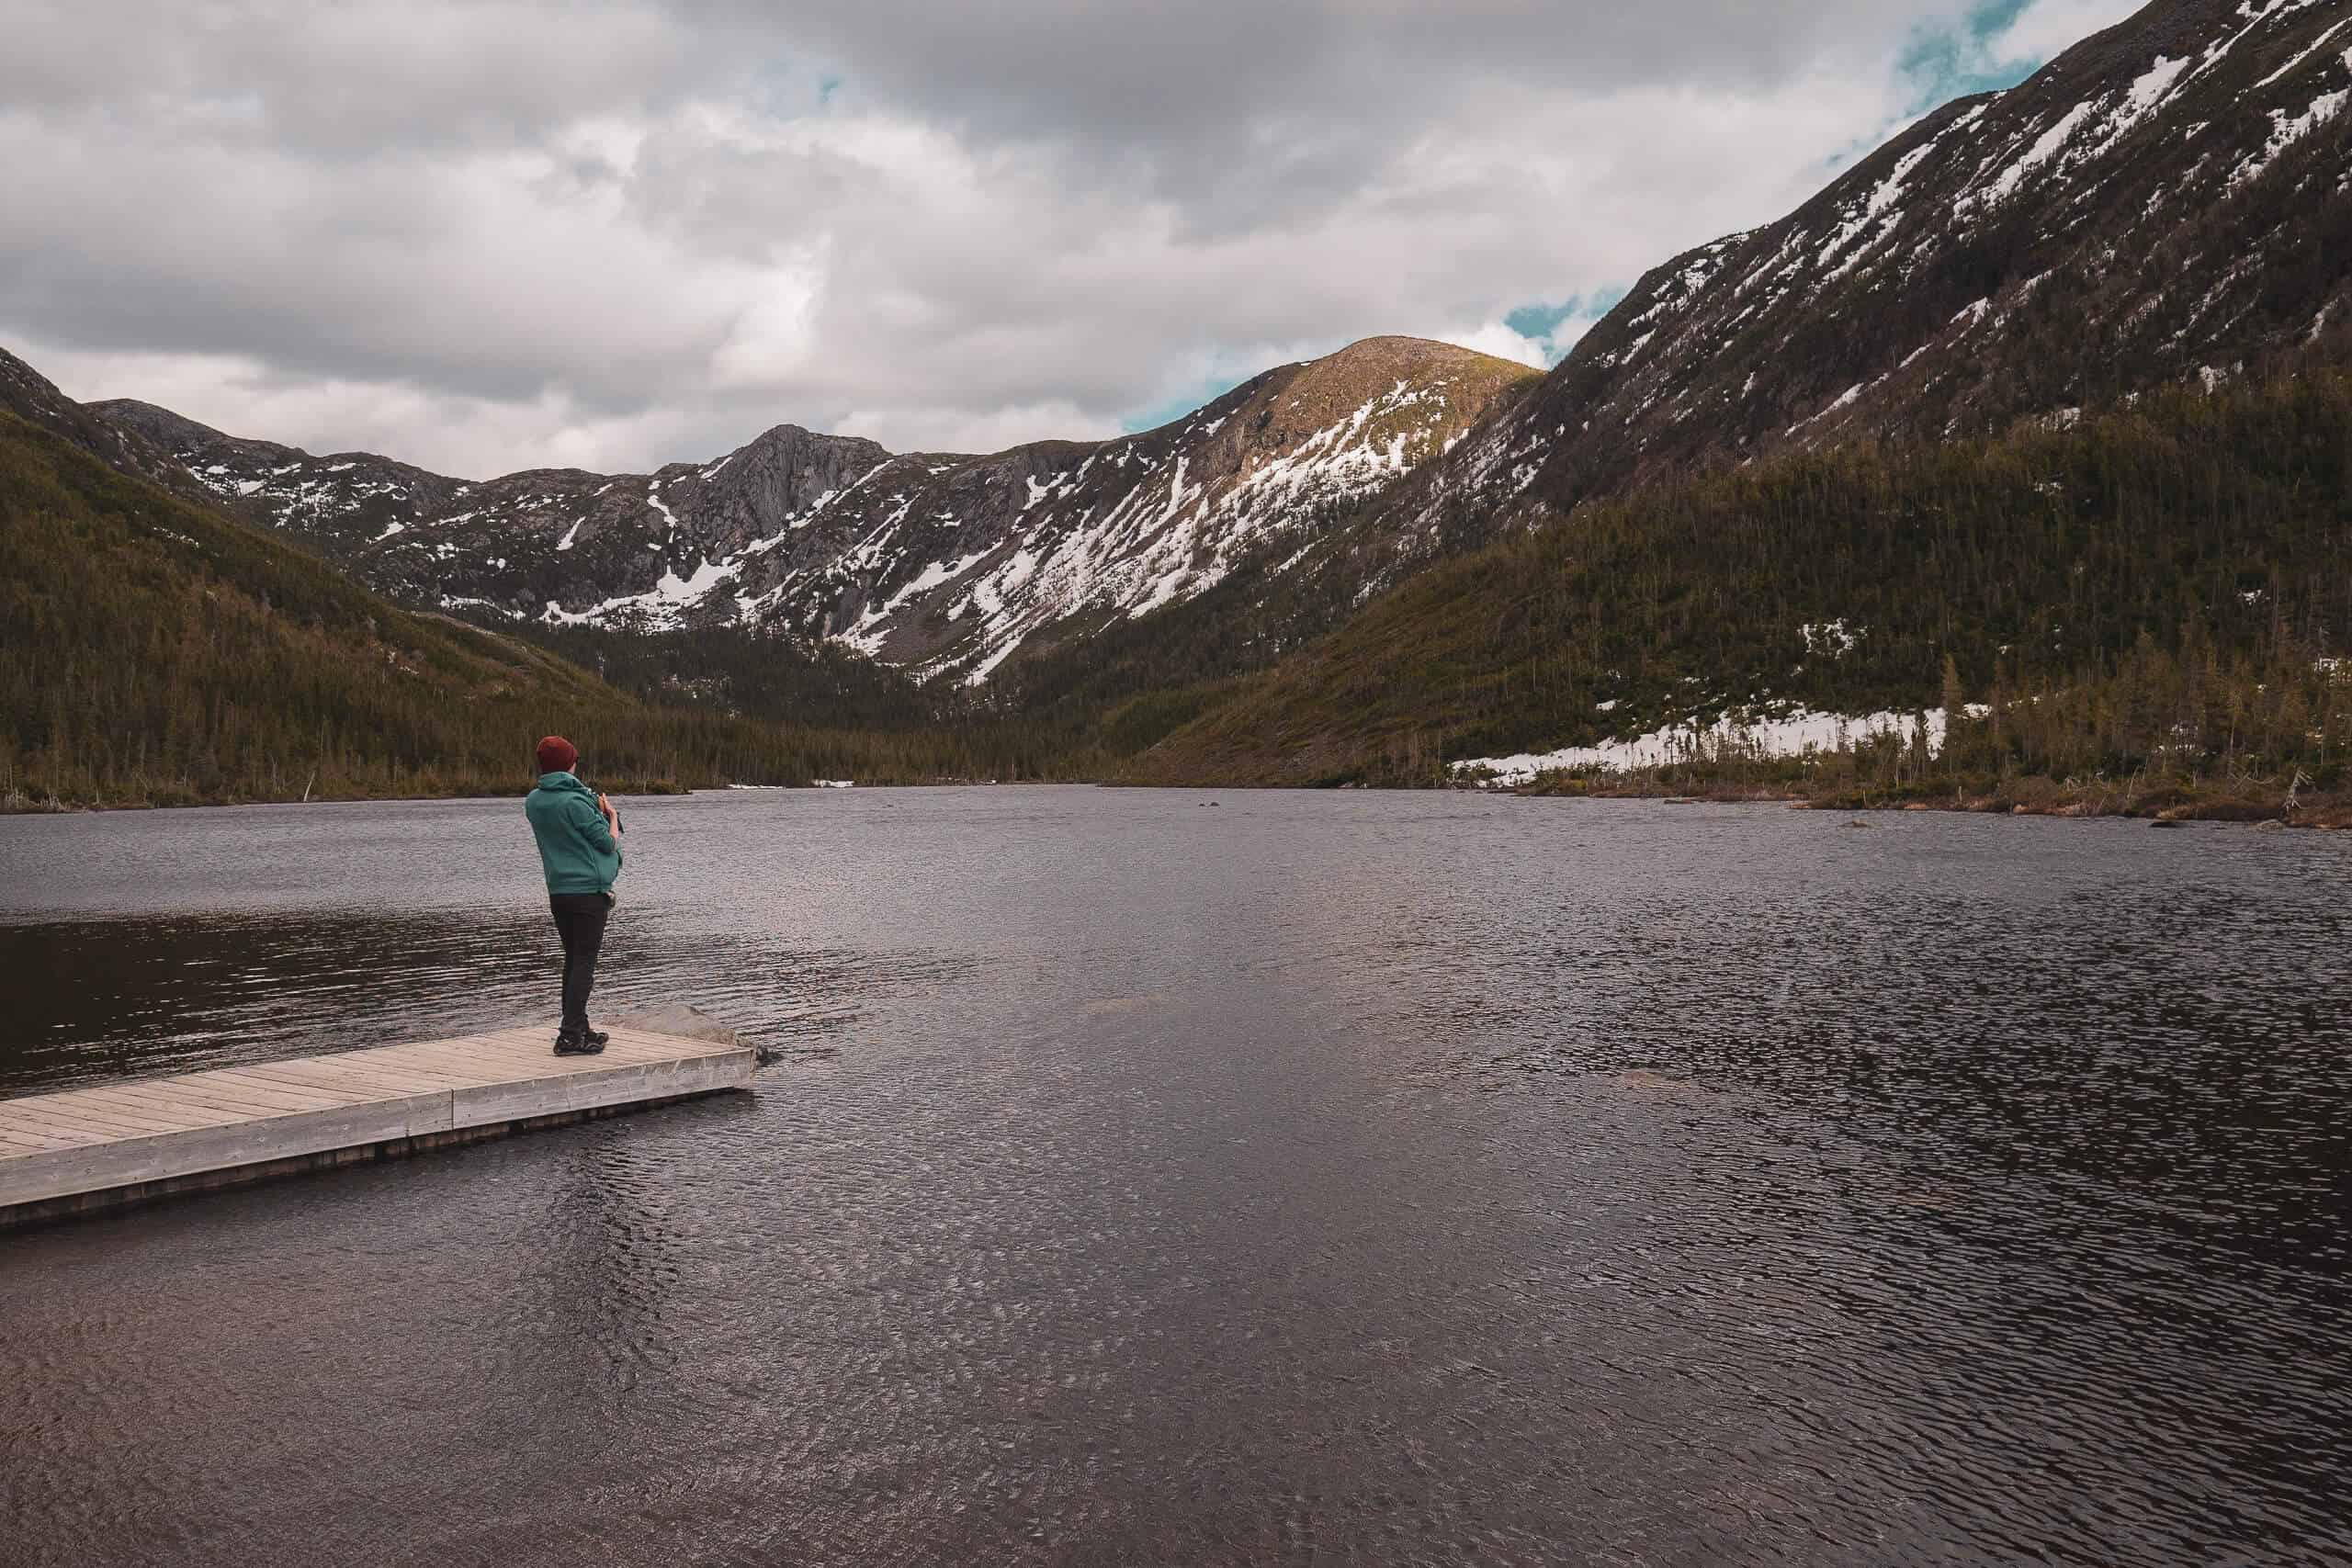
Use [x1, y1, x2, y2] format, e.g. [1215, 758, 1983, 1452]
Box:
[0, 1026, 755, 1224]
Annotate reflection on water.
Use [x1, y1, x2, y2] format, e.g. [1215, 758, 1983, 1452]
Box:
[0, 910, 953, 1091]
[1, 789, 2348, 1566]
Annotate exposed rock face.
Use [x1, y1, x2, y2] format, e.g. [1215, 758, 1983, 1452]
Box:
[790, 337, 1535, 682]
[85, 337, 1535, 683]
[1391, 0, 2352, 558]
[94, 398, 465, 561]
[0, 351, 205, 496]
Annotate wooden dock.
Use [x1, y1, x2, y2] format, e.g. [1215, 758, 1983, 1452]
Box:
[0, 1026, 755, 1225]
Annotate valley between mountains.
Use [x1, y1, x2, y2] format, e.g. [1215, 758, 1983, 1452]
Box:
[4, 0, 2350, 816]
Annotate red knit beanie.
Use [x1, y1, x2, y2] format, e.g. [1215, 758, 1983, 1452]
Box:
[536, 735, 579, 773]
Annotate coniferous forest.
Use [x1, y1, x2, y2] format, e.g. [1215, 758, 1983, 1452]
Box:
[1123, 363, 2352, 812]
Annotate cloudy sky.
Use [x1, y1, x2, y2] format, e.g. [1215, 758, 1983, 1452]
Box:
[2, 0, 2142, 477]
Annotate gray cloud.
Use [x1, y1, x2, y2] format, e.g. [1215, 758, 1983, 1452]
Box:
[0, 0, 2139, 475]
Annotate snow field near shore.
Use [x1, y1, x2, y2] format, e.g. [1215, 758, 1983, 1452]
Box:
[1455, 706, 1980, 786]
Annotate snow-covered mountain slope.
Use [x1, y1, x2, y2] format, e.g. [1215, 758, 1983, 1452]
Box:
[86, 336, 1534, 682]
[766, 338, 1534, 682]
[1399, 0, 2352, 555]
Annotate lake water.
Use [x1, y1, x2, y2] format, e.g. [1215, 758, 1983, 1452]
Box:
[2, 788, 2347, 1566]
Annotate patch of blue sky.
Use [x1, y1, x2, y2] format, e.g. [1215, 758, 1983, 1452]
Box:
[1902, 1, 2047, 114]
[1818, 1, 2053, 174]
[1122, 372, 1255, 435]
[1507, 288, 1628, 359]
[1504, 3, 2075, 355]
[737, 56, 847, 119]
[1504, 301, 1577, 342]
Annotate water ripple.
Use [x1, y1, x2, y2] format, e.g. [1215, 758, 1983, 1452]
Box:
[0, 791, 2346, 1565]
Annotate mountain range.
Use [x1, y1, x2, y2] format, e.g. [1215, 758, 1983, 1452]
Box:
[5, 0, 2348, 807]
[93, 337, 1535, 685]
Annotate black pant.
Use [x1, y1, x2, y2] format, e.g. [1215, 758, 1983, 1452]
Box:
[548, 893, 613, 1036]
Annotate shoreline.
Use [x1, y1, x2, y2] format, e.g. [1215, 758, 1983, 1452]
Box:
[0, 776, 1055, 816]
[1477, 777, 2352, 830]
[12, 776, 2350, 830]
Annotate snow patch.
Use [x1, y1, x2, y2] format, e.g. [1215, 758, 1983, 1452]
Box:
[1817, 137, 1939, 276]
[2233, 86, 2350, 186]
[1455, 706, 1974, 785]
[2252, 17, 2350, 87]
[647, 487, 679, 532]
[1971, 100, 2098, 210]
[1787, 382, 1869, 438]
[2203, 0, 2328, 83]
[542, 556, 741, 629]
[1801, 620, 1862, 657]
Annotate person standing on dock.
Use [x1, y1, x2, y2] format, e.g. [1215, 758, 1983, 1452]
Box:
[525, 736, 624, 1056]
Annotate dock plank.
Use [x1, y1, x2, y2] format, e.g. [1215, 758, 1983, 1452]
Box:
[0, 1123, 104, 1154]
[92, 1075, 365, 1117]
[235, 1057, 501, 1094]
[0, 1026, 756, 1221]
[391, 1036, 563, 1072]
[191, 1070, 382, 1108]
[3, 1097, 209, 1137]
[51, 1092, 304, 1137]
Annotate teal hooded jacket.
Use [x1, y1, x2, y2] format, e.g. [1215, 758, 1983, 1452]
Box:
[524, 771, 624, 895]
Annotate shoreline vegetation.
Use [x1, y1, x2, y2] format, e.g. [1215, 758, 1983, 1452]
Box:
[0, 773, 1018, 814]
[11, 768, 2350, 832]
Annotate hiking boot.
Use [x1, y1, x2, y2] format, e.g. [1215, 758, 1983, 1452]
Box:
[582, 1028, 610, 1047]
[553, 1032, 605, 1056]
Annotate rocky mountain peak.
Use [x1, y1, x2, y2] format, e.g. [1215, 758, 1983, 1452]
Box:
[85, 399, 232, 454]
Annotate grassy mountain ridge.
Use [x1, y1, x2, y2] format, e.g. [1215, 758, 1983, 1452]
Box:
[1123, 353, 2352, 789]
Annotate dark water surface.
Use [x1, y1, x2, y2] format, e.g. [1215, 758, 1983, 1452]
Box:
[2, 788, 2347, 1566]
